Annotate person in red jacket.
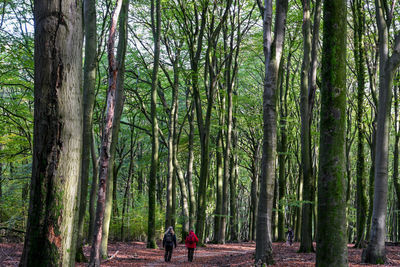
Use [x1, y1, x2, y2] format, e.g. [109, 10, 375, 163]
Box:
[185, 229, 199, 262]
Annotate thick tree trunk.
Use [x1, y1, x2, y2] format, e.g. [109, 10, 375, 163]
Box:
[363, 0, 400, 261]
[394, 84, 400, 243]
[316, 0, 348, 266]
[76, 0, 98, 262]
[20, 1, 83, 266]
[101, 0, 129, 257]
[255, 0, 288, 264]
[89, 0, 123, 265]
[147, 0, 161, 249]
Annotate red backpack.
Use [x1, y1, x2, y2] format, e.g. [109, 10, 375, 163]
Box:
[186, 233, 195, 244]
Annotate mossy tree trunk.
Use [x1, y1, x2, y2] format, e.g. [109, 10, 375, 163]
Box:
[316, 0, 348, 266]
[19, 1, 83, 266]
[352, 0, 367, 249]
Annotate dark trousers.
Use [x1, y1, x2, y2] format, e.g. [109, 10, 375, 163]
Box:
[188, 248, 195, 262]
[164, 245, 173, 262]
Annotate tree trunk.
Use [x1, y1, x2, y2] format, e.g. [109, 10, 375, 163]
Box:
[250, 141, 261, 241]
[352, 0, 367, 249]
[76, 0, 98, 262]
[299, 0, 314, 253]
[255, 0, 288, 264]
[316, 0, 348, 266]
[89, 0, 123, 265]
[19, 1, 83, 266]
[363, 0, 400, 262]
[394, 83, 400, 243]
[121, 124, 135, 241]
[147, 0, 161, 249]
[186, 97, 196, 231]
[88, 130, 99, 243]
[101, 0, 129, 257]
[214, 130, 224, 243]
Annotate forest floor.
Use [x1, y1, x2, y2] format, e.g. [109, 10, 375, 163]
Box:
[1, 241, 400, 266]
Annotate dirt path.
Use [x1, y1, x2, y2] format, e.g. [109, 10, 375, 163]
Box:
[2, 241, 400, 266]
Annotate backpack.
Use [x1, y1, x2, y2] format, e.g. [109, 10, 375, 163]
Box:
[165, 232, 173, 243]
[187, 233, 195, 244]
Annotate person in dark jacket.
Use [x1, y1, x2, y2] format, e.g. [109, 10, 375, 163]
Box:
[286, 227, 294, 246]
[163, 226, 177, 262]
[185, 229, 199, 262]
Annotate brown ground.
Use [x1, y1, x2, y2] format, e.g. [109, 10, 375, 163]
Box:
[1, 241, 400, 266]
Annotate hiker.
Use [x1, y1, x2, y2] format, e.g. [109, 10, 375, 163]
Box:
[185, 229, 199, 262]
[286, 227, 294, 246]
[163, 226, 177, 262]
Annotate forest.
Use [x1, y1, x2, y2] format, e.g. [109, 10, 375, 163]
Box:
[1, 0, 400, 266]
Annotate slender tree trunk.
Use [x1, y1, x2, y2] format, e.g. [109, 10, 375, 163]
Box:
[250, 140, 261, 241]
[121, 125, 135, 241]
[363, 0, 400, 262]
[186, 97, 196, 231]
[88, 130, 99, 243]
[255, 0, 288, 264]
[299, 0, 314, 253]
[76, 0, 98, 262]
[19, 1, 83, 265]
[147, 0, 161, 249]
[89, 1, 123, 265]
[101, 0, 129, 257]
[352, 0, 367, 249]
[394, 83, 400, 243]
[316, 0, 348, 266]
[230, 116, 239, 241]
[214, 130, 224, 242]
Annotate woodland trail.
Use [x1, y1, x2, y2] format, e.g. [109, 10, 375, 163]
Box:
[2, 241, 400, 266]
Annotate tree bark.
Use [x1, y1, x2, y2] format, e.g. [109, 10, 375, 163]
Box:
[363, 0, 400, 262]
[316, 0, 348, 266]
[352, 0, 367, 249]
[101, 0, 129, 257]
[20, 0, 83, 265]
[255, 0, 288, 264]
[76, 0, 98, 261]
[89, 0, 123, 265]
[88, 130, 99, 243]
[299, 0, 314, 253]
[147, 0, 161, 249]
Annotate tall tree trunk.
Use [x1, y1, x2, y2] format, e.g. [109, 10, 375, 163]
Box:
[352, 0, 367, 249]
[394, 83, 400, 243]
[214, 130, 224, 242]
[316, 0, 348, 266]
[363, 0, 400, 262]
[255, 0, 288, 264]
[147, 0, 161, 249]
[186, 97, 196, 231]
[250, 140, 261, 241]
[121, 124, 135, 241]
[76, 0, 98, 262]
[299, 0, 314, 253]
[101, 0, 129, 257]
[89, 0, 123, 265]
[230, 116, 239, 241]
[88, 130, 99, 243]
[20, 1, 83, 266]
